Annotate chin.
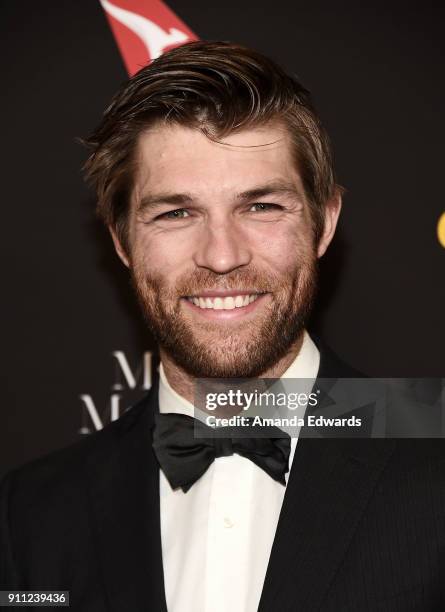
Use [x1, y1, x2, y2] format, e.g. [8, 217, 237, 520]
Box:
[178, 361, 264, 380]
[164, 340, 286, 379]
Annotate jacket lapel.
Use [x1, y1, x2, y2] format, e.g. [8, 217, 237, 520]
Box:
[85, 383, 167, 612]
[258, 341, 396, 611]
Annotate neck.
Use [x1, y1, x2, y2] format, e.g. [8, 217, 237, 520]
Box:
[160, 331, 305, 404]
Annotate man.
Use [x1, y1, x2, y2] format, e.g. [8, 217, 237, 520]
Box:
[1, 41, 444, 611]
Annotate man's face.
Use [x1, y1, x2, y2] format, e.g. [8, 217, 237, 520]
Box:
[116, 122, 337, 378]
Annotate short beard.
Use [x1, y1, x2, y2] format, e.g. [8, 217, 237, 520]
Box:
[130, 257, 318, 379]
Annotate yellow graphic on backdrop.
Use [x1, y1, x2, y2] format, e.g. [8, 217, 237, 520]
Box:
[438, 212, 445, 248]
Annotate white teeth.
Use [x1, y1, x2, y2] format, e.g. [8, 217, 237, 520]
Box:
[188, 294, 262, 310]
[223, 296, 235, 309]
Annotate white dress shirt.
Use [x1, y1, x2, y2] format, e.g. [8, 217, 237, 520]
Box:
[158, 330, 320, 612]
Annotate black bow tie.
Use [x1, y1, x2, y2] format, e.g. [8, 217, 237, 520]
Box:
[152, 412, 291, 493]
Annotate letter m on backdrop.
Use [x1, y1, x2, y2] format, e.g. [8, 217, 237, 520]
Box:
[99, 0, 198, 76]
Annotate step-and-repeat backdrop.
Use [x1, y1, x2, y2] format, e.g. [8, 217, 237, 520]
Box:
[1, 0, 444, 477]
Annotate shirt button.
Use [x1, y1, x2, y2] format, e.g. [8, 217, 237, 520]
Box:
[223, 517, 235, 528]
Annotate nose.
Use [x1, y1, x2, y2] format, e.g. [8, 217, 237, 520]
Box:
[193, 217, 252, 274]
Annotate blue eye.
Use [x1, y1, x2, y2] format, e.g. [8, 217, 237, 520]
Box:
[250, 203, 281, 212]
[162, 209, 190, 219]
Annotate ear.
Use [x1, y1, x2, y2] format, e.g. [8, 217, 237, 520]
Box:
[109, 226, 131, 268]
[317, 188, 342, 258]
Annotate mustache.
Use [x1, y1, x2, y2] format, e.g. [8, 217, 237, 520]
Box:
[132, 257, 317, 300]
[171, 268, 284, 296]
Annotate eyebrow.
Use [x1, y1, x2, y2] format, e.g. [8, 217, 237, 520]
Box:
[238, 181, 304, 203]
[136, 180, 304, 213]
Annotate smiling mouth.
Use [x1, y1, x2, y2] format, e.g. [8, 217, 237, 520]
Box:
[185, 292, 265, 311]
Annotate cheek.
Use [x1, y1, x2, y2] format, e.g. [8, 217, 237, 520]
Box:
[131, 227, 193, 279]
[249, 222, 313, 273]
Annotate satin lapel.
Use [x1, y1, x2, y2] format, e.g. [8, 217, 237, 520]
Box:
[85, 382, 167, 612]
[258, 342, 396, 612]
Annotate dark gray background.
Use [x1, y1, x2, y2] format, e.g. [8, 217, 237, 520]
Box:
[1, 0, 444, 477]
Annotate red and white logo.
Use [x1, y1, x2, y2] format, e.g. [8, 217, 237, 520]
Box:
[100, 0, 198, 76]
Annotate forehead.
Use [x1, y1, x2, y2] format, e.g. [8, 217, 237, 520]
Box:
[133, 122, 302, 197]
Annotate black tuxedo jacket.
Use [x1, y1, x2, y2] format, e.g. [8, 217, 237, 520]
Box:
[1, 344, 445, 611]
